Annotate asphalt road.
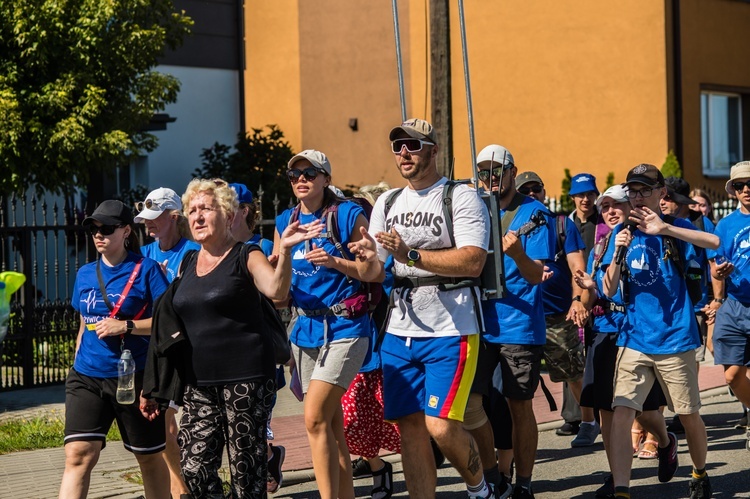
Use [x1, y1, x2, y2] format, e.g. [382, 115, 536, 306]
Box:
[275, 388, 750, 498]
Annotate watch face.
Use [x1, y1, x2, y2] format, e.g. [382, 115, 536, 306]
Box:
[408, 249, 420, 261]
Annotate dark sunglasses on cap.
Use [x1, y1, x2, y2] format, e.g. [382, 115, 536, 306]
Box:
[286, 167, 327, 183]
[87, 224, 124, 236]
[518, 185, 544, 195]
[477, 166, 509, 182]
[731, 180, 750, 192]
[391, 138, 434, 154]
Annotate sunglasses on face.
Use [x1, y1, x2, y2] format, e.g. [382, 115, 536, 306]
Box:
[518, 185, 543, 195]
[87, 224, 123, 236]
[391, 138, 434, 154]
[135, 199, 161, 212]
[477, 166, 508, 182]
[731, 180, 750, 192]
[627, 187, 653, 199]
[286, 167, 327, 183]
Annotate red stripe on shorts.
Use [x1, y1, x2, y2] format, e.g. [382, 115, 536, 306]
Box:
[439, 335, 468, 419]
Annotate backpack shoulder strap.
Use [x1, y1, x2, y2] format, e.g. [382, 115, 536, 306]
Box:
[178, 249, 198, 277]
[383, 188, 405, 218]
[443, 181, 458, 247]
[556, 215, 567, 259]
[500, 192, 525, 235]
[661, 215, 686, 275]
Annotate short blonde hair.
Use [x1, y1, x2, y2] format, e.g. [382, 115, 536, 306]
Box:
[182, 178, 238, 219]
[355, 181, 392, 206]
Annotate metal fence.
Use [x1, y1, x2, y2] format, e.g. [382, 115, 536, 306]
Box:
[0, 184, 738, 392]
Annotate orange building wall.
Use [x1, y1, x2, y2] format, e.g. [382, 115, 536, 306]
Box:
[245, 2, 677, 196]
[677, 0, 750, 193]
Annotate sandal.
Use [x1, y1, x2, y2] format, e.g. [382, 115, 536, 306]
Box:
[638, 439, 658, 459]
[631, 428, 645, 457]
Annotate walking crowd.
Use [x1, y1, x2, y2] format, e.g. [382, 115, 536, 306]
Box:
[57, 118, 750, 499]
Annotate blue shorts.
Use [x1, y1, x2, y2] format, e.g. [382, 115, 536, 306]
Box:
[381, 333, 479, 421]
[713, 298, 750, 366]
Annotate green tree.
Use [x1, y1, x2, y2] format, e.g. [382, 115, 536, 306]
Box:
[661, 149, 682, 178]
[194, 125, 296, 220]
[559, 168, 575, 213]
[0, 0, 192, 195]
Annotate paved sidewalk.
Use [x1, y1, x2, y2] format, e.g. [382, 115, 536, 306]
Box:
[0, 361, 728, 498]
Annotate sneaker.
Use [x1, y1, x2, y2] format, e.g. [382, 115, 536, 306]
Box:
[495, 474, 513, 499]
[736, 410, 748, 429]
[431, 437, 446, 468]
[667, 414, 685, 434]
[266, 420, 275, 441]
[352, 456, 373, 479]
[267, 444, 285, 493]
[594, 474, 615, 498]
[657, 432, 678, 483]
[511, 485, 534, 498]
[746, 428, 750, 451]
[371, 460, 393, 499]
[571, 421, 600, 447]
[688, 474, 712, 499]
[555, 421, 580, 436]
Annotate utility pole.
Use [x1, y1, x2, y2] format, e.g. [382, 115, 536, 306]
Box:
[430, 0, 453, 178]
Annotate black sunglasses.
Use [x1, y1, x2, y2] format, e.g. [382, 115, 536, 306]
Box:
[391, 138, 434, 154]
[286, 167, 327, 183]
[519, 185, 543, 195]
[477, 166, 508, 182]
[731, 180, 750, 192]
[87, 224, 123, 236]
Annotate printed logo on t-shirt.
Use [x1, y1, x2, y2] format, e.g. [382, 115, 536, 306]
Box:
[385, 212, 445, 237]
[627, 244, 661, 287]
[292, 246, 320, 277]
[732, 226, 750, 268]
[428, 394, 439, 409]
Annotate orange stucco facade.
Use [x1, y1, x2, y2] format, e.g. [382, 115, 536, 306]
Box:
[244, 1, 750, 196]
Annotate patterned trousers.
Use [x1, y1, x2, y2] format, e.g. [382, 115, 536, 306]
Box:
[178, 379, 274, 499]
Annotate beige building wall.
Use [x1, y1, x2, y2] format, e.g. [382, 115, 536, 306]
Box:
[678, 0, 750, 193]
[249, 2, 750, 197]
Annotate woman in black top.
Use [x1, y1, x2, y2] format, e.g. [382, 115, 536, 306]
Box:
[171, 178, 321, 498]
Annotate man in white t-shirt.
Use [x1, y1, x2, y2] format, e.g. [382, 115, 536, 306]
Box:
[369, 118, 492, 498]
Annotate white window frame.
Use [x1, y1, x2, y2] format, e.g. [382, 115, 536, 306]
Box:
[701, 90, 743, 178]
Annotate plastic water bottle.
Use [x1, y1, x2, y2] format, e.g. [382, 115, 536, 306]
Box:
[116, 349, 136, 404]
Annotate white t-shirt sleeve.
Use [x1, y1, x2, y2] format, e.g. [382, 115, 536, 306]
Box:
[369, 189, 394, 263]
[452, 184, 490, 250]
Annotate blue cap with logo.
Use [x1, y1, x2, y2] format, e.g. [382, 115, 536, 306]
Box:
[569, 173, 599, 196]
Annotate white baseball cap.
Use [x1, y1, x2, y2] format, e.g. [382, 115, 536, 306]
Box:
[134, 187, 182, 223]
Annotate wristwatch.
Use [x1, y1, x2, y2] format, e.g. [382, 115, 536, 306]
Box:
[714, 298, 726, 304]
[125, 320, 135, 333]
[407, 249, 421, 267]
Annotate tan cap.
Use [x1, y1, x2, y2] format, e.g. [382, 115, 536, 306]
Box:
[389, 118, 437, 143]
[288, 149, 332, 176]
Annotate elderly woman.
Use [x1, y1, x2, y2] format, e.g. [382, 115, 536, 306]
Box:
[135, 187, 200, 498]
[59, 200, 170, 499]
[170, 178, 321, 498]
[276, 150, 383, 499]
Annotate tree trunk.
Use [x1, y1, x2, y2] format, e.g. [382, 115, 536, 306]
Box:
[430, 0, 452, 179]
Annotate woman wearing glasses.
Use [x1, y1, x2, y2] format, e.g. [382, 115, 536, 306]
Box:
[59, 200, 170, 498]
[134, 187, 199, 499]
[276, 150, 383, 499]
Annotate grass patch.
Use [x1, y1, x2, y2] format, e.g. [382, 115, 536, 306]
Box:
[0, 411, 121, 455]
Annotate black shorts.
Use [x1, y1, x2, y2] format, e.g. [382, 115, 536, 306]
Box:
[64, 368, 166, 454]
[580, 333, 666, 412]
[471, 342, 543, 401]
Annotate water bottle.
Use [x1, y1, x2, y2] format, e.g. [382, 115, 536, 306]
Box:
[116, 349, 136, 404]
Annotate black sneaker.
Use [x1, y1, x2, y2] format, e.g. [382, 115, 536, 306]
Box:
[555, 421, 580, 436]
[657, 432, 678, 483]
[352, 456, 373, 479]
[511, 485, 534, 498]
[594, 474, 614, 498]
[495, 474, 513, 499]
[667, 414, 685, 434]
[431, 437, 445, 468]
[371, 460, 393, 499]
[688, 474, 712, 499]
[735, 410, 748, 429]
[267, 444, 285, 493]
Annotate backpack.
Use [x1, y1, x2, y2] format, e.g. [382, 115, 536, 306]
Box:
[289, 198, 383, 314]
[662, 215, 703, 305]
[554, 214, 567, 262]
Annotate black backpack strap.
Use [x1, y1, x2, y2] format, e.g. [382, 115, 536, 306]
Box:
[178, 249, 198, 277]
[383, 188, 405, 218]
[555, 215, 567, 262]
[442, 181, 458, 248]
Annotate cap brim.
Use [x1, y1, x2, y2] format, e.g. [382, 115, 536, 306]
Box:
[134, 208, 164, 223]
[82, 214, 124, 227]
[389, 126, 432, 142]
[596, 196, 628, 209]
[624, 178, 659, 188]
[667, 190, 695, 205]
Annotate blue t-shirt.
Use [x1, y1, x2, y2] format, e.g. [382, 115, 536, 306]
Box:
[586, 237, 625, 334]
[541, 215, 586, 315]
[481, 197, 554, 345]
[247, 234, 274, 257]
[141, 238, 200, 283]
[708, 209, 750, 304]
[72, 252, 169, 378]
[604, 217, 701, 354]
[276, 201, 373, 348]
[358, 255, 394, 373]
